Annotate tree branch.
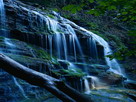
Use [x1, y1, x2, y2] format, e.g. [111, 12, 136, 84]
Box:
[0, 54, 93, 102]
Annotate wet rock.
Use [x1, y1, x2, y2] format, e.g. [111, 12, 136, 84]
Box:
[99, 72, 124, 85]
[0, 87, 5, 95]
[75, 63, 109, 75]
[124, 80, 136, 90]
[58, 60, 69, 69]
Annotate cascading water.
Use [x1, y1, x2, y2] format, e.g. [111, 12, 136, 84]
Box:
[62, 34, 68, 60]
[88, 37, 98, 60]
[84, 78, 91, 94]
[13, 77, 28, 98]
[0, 0, 6, 30]
[63, 18, 124, 76]
[1, 0, 127, 99]
[52, 11, 125, 93]
[15, 4, 125, 93]
[65, 24, 85, 62]
[48, 35, 53, 58]
[0, 0, 28, 98]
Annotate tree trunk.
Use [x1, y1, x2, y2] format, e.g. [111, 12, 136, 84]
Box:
[0, 54, 93, 102]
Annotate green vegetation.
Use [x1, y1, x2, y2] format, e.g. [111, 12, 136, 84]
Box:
[53, 68, 86, 77]
[61, 0, 136, 60]
[30, 46, 59, 65]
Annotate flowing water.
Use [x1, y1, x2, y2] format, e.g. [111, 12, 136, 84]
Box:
[13, 77, 28, 98]
[0, 0, 27, 98]
[17, 5, 125, 93]
[0, 0, 6, 29]
[0, 0, 126, 97]
[62, 18, 124, 76]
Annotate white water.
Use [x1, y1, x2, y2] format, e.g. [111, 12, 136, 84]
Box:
[65, 24, 85, 61]
[62, 34, 68, 60]
[0, 0, 6, 29]
[4, 38, 15, 47]
[69, 34, 77, 61]
[88, 38, 98, 60]
[84, 78, 91, 94]
[4, 38, 27, 98]
[0, 0, 28, 98]
[48, 35, 53, 58]
[5, 2, 125, 95]
[63, 17, 124, 76]
[13, 77, 27, 98]
[84, 75, 108, 93]
[11, 0, 124, 77]
[55, 33, 61, 58]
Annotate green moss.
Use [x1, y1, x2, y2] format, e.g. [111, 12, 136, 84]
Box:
[6, 53, 47, 64]
[48, 14, 55, 19]
[0, 36, 4, 41]
[53, 68, 86, 77]
[30, 46, 59, 65]
[87, 22, 99, 30]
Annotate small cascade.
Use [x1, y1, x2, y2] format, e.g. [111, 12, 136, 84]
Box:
[68, 62, 77, 69]
[13, 77, 27, 98]
[4, 38, 15, 48]
[4, 38, 28, 98]
[47, 17, 58, 34]
[48, 35, 53, 58]
[55, 33, 61, 59]
[65, 24, 85, 62]
[63, 18, 124, 76]
[0, 0, 10, 39]
[69, 34, 77, 61]
[0, 1, 27, 97]
[88, 38, 98, 60]
[84, 75, 108, 94]
[84, 78, 91, 94]
[0, 0, 6, 30]
[62, 34, 68, 60]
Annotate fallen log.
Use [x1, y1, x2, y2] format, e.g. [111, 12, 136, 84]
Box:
[0, 54, 93, 102]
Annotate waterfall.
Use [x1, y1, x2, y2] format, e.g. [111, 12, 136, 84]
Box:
[62, 18, 124, 76]
[84, 78, 91, 94]
[48, 35, 53, 58]
[0, 0, 8, 37]
[13, 77, 27, 98]
[88, 38, 98, 60]
[84, 75, 108, 93]
[65, 24, 85, 61]
[1, 1, 126, 96]
[0, 0, 6, 29]
[62, 34, 68, 60]
[69, 34, 77, 61]
[16, 5, 124, 92]
[0, 1, 28, 98]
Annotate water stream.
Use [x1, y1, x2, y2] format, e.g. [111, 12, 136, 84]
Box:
[18, 5, 125, 93]
[13, 77, 28, 98]
[0, 0, 126, 96]
[0, 0, 27, 98]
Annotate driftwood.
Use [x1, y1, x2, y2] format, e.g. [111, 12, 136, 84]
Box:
[0, 54, 93, 102]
